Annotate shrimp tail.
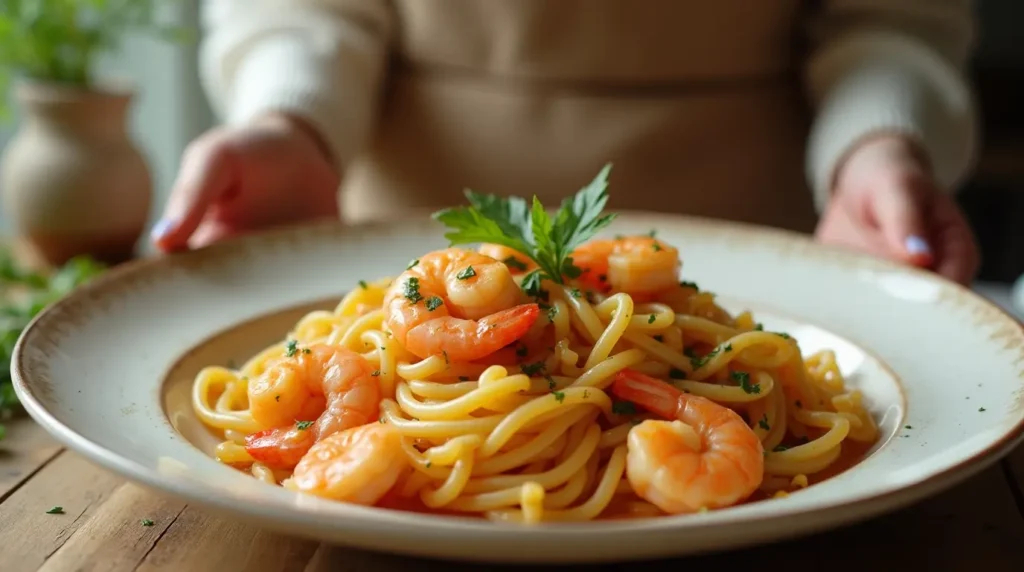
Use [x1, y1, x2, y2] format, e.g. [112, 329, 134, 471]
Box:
[612, 369, 682, 419]
[244, 426, 316, 470]
[477, 303, 541, 339]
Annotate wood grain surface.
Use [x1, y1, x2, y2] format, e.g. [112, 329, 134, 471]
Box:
[1, 418, 1023, 572]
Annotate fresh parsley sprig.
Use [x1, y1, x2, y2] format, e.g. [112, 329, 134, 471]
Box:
[432, 163, 618, 291]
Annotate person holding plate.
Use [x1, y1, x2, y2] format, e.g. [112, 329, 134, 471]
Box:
[152, 0, 980, 285]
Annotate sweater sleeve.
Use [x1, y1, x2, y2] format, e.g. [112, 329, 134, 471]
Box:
[198, 0, 394, 169]
[802, 0, 980, 212]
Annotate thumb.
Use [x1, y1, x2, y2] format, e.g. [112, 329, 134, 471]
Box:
[870, 173, 935, 268]
[151, 137, 238, 253]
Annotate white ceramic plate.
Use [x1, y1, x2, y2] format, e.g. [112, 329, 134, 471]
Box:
[12, 213, 1024, 564]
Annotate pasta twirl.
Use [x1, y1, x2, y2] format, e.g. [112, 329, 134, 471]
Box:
[190, 169, 879, 523]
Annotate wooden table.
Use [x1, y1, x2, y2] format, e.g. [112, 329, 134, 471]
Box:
[0, 417, 1022, 571]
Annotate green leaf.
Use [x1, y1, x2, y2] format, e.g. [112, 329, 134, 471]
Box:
[431, 163, 619, 287]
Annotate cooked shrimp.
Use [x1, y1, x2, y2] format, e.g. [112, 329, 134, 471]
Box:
[478, 243, 537, 274]
[285, 421, 409, 505]
[572, 236, 680, 296]
[383, 247, 541, 362]
[612, 369, 764, 513]
[245, 344, 380, 468]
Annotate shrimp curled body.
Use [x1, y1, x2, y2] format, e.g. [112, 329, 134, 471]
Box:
[244, 344, 381, 469]
[384, 248, 540, 362]
[572, 236, 680, 297]
[285, 422, 409, 505]
[612, 370, 764, 513]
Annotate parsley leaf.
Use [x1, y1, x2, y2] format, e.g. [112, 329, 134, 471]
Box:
[502, 256, 528, 271]
[403, 277, 423, 304]
[432, 164, 618, 286]
[46, 506, 64, 514]
[552, 391, 566, 403]
[285, 340, 298, 358]
[425, 296, 443, 311]
[296, 420, 313, 430]
[731, 371, 760, 394]
[141, 518, 155, 527]
[456, 266, 476, 280]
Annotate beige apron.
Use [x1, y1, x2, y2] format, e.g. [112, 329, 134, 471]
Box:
[342, 0, 819, 234]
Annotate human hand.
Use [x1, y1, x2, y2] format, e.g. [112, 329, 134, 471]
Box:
[150, 113, 341, 252]
[814, 134, 980, 285]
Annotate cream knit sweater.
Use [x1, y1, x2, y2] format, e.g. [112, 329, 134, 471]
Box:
[198, 0, 978, 230]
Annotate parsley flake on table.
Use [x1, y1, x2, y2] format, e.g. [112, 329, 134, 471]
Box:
[46, 506, 64, 514]
[432, 164, 618, 291]
[141, 519, 155, 527]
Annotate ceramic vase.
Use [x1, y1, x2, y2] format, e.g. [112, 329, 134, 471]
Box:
[0, 81, 152, 266]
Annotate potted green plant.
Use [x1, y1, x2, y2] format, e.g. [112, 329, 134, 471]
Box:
[0, 1, 188, 265]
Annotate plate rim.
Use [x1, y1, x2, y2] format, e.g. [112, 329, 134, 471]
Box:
[10, 212, 1024, 560]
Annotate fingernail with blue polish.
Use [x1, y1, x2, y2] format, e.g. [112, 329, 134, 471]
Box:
[150, 218, 177, 240]
[904, 235, 932, 255]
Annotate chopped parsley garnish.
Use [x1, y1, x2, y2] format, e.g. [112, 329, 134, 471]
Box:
[502, 256, 528, 271]
[723, 343, 733, 352]
[754, 323, 764, 331]
[358, 280, 368, 289]
[648, 229, 658, 237]
[546, 306, 558, 322]
[425, 296, 444, 311]
[46, 506, 64, 514]
[432, 164, 617, 287]
[285, 340, 298, 357]
[552, 391, 566, 403]
[456, 266, 476, 280]
[758, 415, 770, 431]
[690, 347, 720, 369]
[979, 407, 986, 412]
[905, 425, 912, 430]
[598, 274, 607, 283]
[583, 390, 590, 398]
[515, 345, 529, 357]
[274, 395, 280, 402]
[302, 348, 311, 355]
[647, 314, 656, 324]
[546, 376, 556, 390]
[569, 288, 582, 298]
[776, 332, 792, 340]
[520, 361, 546, 376]
[612, 401, 638, 416]
[731, 371, 760, 394]
[403, 277, 423, 304]
[296, 420, 313, 430]
[442, 351, 449, 365]
[371, 370, 381, 377]
[679, 281, 699, 291]
[141, 519, 155, 527]
[407, 259, 419, 270]
[425, 461, 432, 468]
[668, 368, 687, 380]
[772, 445, 790, 452]
[652, 242, 662, 252]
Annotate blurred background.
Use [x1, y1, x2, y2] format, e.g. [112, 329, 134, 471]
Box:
[0, 1, 1022, 309]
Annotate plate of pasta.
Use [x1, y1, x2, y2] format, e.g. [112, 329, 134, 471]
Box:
[11, 165, 1024, 563]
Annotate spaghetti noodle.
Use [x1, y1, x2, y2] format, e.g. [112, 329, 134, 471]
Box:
[190, 172, 879, 524]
